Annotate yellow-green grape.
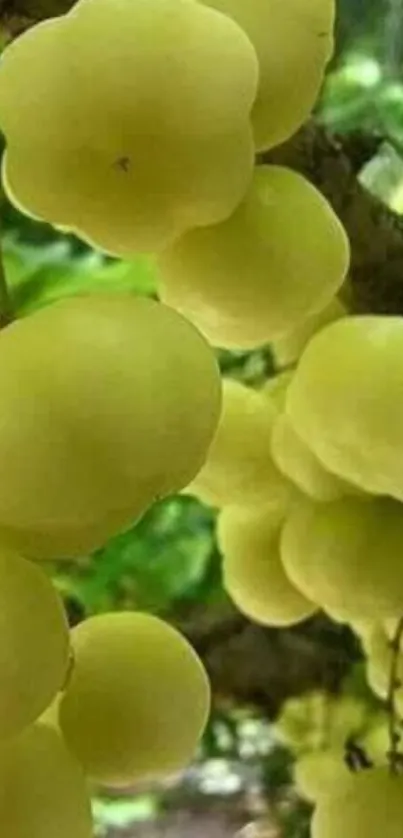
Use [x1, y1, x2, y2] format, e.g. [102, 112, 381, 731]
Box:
[274, 691, 366, 754]
[38, 692, 63, 733]
[271, 297, 347, 368]
[286, 316, 403, 501]
[271, 412, 353, 502]
[0, 550, 69, 740]
[185, 378, 291, 509]
[158, 166, 349, 350]
[59, 612, 210, 787]
[201, 0, 335, 151]
[294, 748, 352, 803]
[0, 723, 92, 838]
[281, 494, 403, 621]
[0, 0, 258, 255]
[0, 294, 221, 559]
[263, 371, 294, 413]
[312, 768, 403, 838]
[217, 504, 316, 627]
[361, 715, 390, 767]
[360, 625, 393, 700]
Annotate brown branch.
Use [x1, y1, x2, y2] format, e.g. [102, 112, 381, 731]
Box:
[180, 604, 355, 717]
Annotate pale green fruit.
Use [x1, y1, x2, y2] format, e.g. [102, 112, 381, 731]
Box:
[0, 0, 258, 255]
[274, 691, 366, 755]
[0, 723, 92, 838]
[158, 166, 349, 349]
[312, 768, 403, 838]
[201, 0, 335, 151]
[185, 378, 291, 509]
[286, 316, 403, 501]
[218, 504, 315, 627]
[0, 294, 221, 558]
[294, 749, 352, 803]
[271, 412, 352, 502]
[263, 371, 294, 413]
[59, 612, 210, 787]
[361, 716, 390, 767]
[281, 494, 403, 621]
[0, 550, 69, 740]
[272, 297, 347, 368]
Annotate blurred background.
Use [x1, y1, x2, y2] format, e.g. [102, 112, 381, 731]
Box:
[0, 1, 402, 836]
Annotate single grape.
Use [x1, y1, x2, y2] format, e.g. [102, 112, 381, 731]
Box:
[0, 550, 69, 740]
[361, 716, 390, 767]
[271, 412, 353, 502]
[59, 612, 210, 787]
[218, 504, 316, 627]
[0, 0, 258, 254]
[0, 723, 93, 838]
[263, 371, 294, 413]
[185, 378, 291, 509]
[294, 748, 352, 803]
[281, 494, 403, 621]
[158, 166, 349, 350]
[271, 297, 347, 368]
[285, 316, 403, 501]
[0, 294, 221, 558]
[312, 768, 403, 838]
[200, 0, 335, 151]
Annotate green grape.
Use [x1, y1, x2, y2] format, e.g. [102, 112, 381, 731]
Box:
[0, 0, 258, 255]
[59, 612, 210, 787]
[0, 550, 69, 740]
[158, 166, 349, 350]
[271, 297, 347, 368]
[0, 294, 221, 559]
[281, 494, 403, 621]
[185, 378, 291, 509]
[360, 624, 393, 700]
[201, 0, 335, 151]
[263, 371, 294, 413]
[271, 412, 353, 502]
[361, 716, 390, 767]
[312, 768, 403, 838]
[0, 723, 92, 838]
[217, 504, 315, 627]
[273, 691, 365, 754]
[294, 748, 352, 803]
[286, 316, 403, 501]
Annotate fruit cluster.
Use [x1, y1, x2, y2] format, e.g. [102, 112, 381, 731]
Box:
[0, 0, 402, 835]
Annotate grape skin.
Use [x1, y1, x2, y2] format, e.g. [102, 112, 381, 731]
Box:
[285, 316, 403, 501]
[158, 166, 349, 350]
[0, 294, 221, 558]
[0, 550, 69, 740]
[201, 0, 335, 151]
[218, 504, 316, 627]
[294, 749, 352, 803]
[185, 378, 291, 510]
[0, 0, 258, 255]
[312, 768, 403, 838]
[271, 296, 346, 368]
[271, 412, 353, 502]
[281, 494, 403, 621]
[59, 612, 210, 787]
[0, 723, 93, 838]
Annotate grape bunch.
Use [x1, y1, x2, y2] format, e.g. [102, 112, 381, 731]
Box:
[1, 0, 403, 834]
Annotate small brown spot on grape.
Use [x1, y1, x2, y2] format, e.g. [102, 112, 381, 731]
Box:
[115, 156, 131, 173]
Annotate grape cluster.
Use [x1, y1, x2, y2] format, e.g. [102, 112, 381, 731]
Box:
[1, 0, 401, 834]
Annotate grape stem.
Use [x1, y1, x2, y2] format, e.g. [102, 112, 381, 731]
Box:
[387, 615, 403, 775]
